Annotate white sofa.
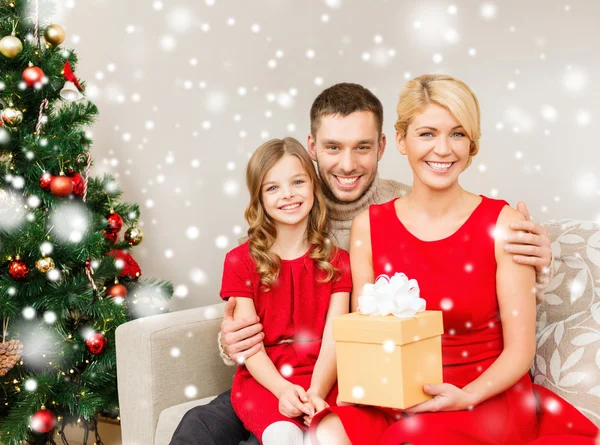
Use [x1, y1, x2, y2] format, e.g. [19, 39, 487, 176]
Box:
[115, 219, 600, 445]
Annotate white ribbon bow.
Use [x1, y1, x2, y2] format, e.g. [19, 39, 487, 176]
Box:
[357, 272, 426, 318]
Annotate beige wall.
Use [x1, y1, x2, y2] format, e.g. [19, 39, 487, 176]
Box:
[57, 0, 600, 311]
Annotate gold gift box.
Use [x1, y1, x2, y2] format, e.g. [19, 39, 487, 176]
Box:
[333, 311, 444, 409]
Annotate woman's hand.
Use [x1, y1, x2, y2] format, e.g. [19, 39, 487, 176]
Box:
[278, 384, 314, 418]
[405, 383, 478, 414]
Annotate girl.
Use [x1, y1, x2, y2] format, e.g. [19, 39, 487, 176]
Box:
[220, 137, 352, 444]
[310, 74, 599, 445]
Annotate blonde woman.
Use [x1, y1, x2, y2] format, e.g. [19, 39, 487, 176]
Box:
[309, 75, 598, 445]
[220, 137, 351, 444]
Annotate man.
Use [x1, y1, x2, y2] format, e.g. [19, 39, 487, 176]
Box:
[170, 83, 552, 445]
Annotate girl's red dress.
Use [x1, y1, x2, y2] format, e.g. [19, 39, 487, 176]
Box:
[310, 196, 598, 445]
[220, 241, 352, 443]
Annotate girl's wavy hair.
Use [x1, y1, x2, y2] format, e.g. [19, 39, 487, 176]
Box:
[244, 137, 340, 290]
[395, 74, 481, 168]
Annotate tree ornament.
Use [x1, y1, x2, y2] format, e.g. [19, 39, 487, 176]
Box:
[108, 250, 142, 280]
[35, 257, 55, 273]
[30, 407, 57, 434]
[8, 258, 29, 280]
[0, 35, 22, 59]
[107, 282, 128, 299]
[0, 339, 24, 377]
[1, 107, 23, 128]
[50, 174, 73, 197]
[40, 172, 53, 191]
[22, 65, 45, 88]
[103, 229, 118, 244]
[67, 170, 84, 196]
[85, 332, 108, 355]
[106, 211, 123, 232]
[43, 24, 65, 46]
[124, 226, 144, 246]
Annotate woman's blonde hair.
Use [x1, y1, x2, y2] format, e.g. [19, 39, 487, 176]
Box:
[394, 74, 481, 167]
[244, 137, 339, 289]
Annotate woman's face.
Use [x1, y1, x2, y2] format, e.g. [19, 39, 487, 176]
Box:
[396, 103, 472, 192]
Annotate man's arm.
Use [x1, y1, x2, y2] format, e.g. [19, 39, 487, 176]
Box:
[218, 297, 264, 365]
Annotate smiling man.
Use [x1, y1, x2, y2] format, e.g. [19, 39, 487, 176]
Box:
[170, 83, 553, 445]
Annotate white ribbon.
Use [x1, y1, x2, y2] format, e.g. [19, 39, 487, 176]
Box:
[357, 272, 426, 318]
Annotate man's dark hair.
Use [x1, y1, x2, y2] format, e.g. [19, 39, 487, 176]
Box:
[310, 83, 384, 137]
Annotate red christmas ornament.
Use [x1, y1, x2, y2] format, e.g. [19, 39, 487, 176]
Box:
[68, 172, 84, 197]
[22, 66, 45, 88]
[102, 229, 118, 244]
[107, 283, 128, 299]
[30, 408, 57, 433]
[85, 332, 108, 355]
[107, 250, 142, 280]
[8, 259, 29, 281]
[106, 212, 123, 232]
[40, 172, 53, 191]
[50, 175, 73, 197]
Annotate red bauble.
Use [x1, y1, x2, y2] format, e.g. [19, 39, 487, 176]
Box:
[106, 212, 123, 232]
[103, 229, 118, 244]
[50, 175, 73, 197]
[85, 332, 108, 355]
[8, 259, 29, 281]
[22, 66, 45, 88]
[68, 172, 84, 197]
[107, 250, 142, 280]
[107, 283, 128, 299]
[40, 172, 53, 191]
[30, 408, 57, 434]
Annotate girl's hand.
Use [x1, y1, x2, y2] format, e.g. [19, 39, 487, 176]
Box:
[278, 384, 314, 418]
[303, 392, 329, 426]
[405, 383, 477, 414]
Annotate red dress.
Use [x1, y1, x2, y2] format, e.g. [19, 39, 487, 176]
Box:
[220, 241, 352, 443]
[310, 196, 598, 445]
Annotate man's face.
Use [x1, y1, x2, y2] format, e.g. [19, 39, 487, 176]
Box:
[307, 111, 386, 203]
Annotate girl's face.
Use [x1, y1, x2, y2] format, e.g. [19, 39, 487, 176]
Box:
[261, 154, 314, 229]
[396, 103, 472, 192]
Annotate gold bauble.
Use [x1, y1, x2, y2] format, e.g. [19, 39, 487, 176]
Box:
[124, 227, 144, 246]
[44, 24, 66, 47]
[1, 108, 23, 127]
[0, 35, 23, 59]
[35, 257, 55, 273]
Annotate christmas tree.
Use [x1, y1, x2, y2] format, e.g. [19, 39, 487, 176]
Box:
[0, 1, 173, 443]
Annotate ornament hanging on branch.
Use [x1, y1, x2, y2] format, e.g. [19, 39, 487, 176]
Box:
[22, 64, 45, 88]
[8, 257, 29, 281]
[30, 407, 57, 434]
[0, 339, 24, 377]
[124, 226, 144, 246]
[1, 107, 24, 128]
[0, 21, 23, 59]
[106, 211, 123, 232]
[50, 173, 73, 197]
[84, 332, 108, 355]
[107, 281, 128, 300]
[35, 256, 55, 273]
[60, 60, 84, 102]
[43, 24, 65, 47]
[68, 170, 85, 197]
[108, 250, 142, 280]
[39, 172, 53, 191]
[102, 229, 118, 245]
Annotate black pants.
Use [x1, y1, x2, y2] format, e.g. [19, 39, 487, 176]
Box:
[170, 390, 260, 445]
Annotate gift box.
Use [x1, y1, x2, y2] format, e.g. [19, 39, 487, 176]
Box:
[333, 310, 444, 409]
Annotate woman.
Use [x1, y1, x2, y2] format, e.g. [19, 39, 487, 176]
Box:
[309, 74, 599, 445]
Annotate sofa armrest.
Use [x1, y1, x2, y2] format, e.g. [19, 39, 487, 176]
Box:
[116, 303, 236, 445]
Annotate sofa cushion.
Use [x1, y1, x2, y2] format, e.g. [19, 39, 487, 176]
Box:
[532, 220, 600, 426]
[155, 396, 217, 445]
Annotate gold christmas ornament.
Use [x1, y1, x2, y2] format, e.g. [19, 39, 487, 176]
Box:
[0, 35, 22, 59]
[35, 257, 55, 273]
[1, 107, 23, 127]
[124, 226, 144, 246]
[44, 24, 66, 46]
